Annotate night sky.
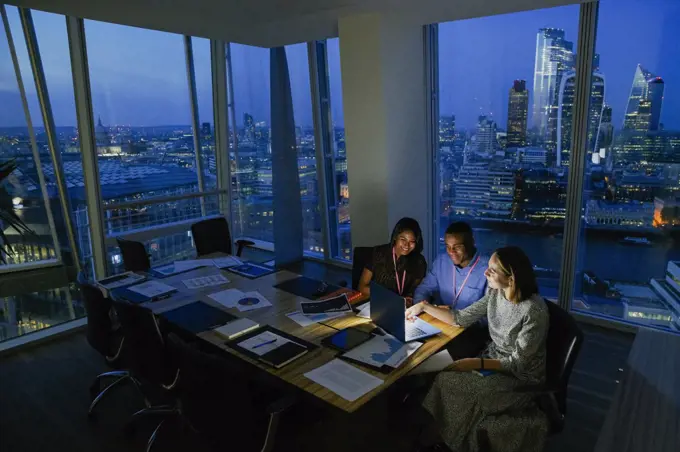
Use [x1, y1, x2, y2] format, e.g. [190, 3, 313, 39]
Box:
[1, 0, 678, 130]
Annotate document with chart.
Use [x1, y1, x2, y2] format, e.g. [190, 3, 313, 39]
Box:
[342, 333, 423, 370]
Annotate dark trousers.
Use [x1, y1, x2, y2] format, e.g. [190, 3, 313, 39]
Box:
[445, 321, 491, 361]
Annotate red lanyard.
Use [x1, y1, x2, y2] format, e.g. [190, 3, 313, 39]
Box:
[453, 255, 481, 306]
[392, 248, 407, 296]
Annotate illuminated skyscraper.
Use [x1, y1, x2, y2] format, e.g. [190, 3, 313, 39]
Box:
[507, 80, 529, 148]
[243, 113, 255, 142]
[556, 71, 606, 167]
[531, 28, 574, 138]
[475, 115, 497, 154]
[623, 64, 664, 132]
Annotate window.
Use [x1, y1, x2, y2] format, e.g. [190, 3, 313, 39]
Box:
[572, 0, 680, 331]
[0, 7, 61, 267]
[84, 21, 214, 272]
[437, 6, 579, 299]
[327, 38, 352, 260]
[228, 43, 321, 253]
[191, 37, 217, 191]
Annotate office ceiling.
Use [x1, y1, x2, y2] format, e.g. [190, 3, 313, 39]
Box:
[7, 0, 588, 47]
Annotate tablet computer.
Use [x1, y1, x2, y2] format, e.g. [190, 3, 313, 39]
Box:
[321, 327, 374, 352]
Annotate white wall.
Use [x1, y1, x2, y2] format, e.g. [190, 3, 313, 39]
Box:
[339, 13, 431, 261]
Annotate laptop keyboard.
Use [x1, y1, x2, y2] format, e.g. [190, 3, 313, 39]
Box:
[405, 323, 426, 340]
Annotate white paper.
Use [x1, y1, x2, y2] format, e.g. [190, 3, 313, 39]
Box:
[343, 333, 422, 369]
[304, 359, 383, 402]
[237, 331, 291, 356]
[153, 263, 177, 276]
[208, 288, 245, 308]
[128, 280, 176, 297]
[262, 259, 276, 267]
[286, 310, 348, 327]
[173, 260, 209, 272]
[235, 291, 272, 312]
[182, 274, 229, 289]
[212, 256, 243, 268]
[356, 302, 371, 319]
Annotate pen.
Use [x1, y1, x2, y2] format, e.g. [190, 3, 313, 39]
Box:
[252, 338, 277, 349]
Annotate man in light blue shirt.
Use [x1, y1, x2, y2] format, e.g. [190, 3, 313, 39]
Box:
[413, 222, 488, 310]
[413, 222, 490, 361]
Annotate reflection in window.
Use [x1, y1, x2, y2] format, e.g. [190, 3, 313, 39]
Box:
[574, 0, 680, 332]
[84, 20, 206, 271]
[327, 38, 352, 260]
[0, 8, 59, 267]
[437, 6, 579, 299]
[229, 43, 322, 254]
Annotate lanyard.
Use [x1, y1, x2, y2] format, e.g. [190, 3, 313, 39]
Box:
[392, 248, 407, 296]
[453, 255, 481, 307]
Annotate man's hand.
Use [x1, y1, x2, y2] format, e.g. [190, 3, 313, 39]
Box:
[405, 301, 426, 321]
[444, 358, 480, 372]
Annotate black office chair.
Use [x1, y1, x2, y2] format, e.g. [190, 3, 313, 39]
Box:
[162, 333, 296, 452]
[117, 238, 151, 272]
[77, 272, 137, 418]
[111, 300, 180, 451]
[516, 299, 584, 434]
[190, 217, 254, 257]
[351, 246, 373, 290]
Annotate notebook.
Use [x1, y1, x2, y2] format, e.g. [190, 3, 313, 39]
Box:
[259, 342, 309, 369]
[213, 318, 260, 340]
[96, 272, 146, 297]
[113, 281, 177, 304]
[160, 301, 237, 334]
[226, 262, 275, 279]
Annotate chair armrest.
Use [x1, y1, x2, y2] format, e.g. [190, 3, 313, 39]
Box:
[235, 239, 255, 257]
[266, 394, 297, 415]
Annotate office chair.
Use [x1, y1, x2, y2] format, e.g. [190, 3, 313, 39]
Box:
[117, 238, 151, 272]
[164, 333, 296, 452]
[515, 299, 584, 434]
[77, 272, 140, 418]
[351, 246, 373, 290]
[111, 300, 180, 451]
[191, 217, 254, 257]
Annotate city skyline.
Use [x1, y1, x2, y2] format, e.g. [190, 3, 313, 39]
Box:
[0, 1, 678, 130]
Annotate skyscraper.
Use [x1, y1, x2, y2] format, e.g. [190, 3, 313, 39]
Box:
[531, 28, 574, 138]
[556, 71, 606, 167]
[623, 64, 664, 132]
[475, 115, 497, 154]
[243, 113, 255, 142]
[507, 80, 529, 148]
[597, 105, 614, 169]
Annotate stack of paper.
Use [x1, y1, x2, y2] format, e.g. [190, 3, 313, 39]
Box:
[208, 289, 272, 312]
[304, 359, 383, 402]
[286, 310, 348, 327]
[212, 256, 243, 268]
[182, 274, 229, 289]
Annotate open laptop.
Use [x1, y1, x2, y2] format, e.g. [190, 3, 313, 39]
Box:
[370, 281, 441, 342]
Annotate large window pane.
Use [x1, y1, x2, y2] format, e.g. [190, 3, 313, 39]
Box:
[437, 6, 579, 298]
[84, 21, 204, 271]
[574, 0, 680, 331]
[229, 43, 321, 253]
[328, 38, 352, 261]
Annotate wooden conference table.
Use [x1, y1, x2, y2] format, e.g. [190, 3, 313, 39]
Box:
[136, 253, 465, 413]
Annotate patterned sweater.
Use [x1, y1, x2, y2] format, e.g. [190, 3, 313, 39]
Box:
[453, 289, 549, 384]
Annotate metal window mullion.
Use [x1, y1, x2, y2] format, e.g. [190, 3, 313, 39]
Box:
[18, 8, 82, 273]
[307, 41, 332, 261]
[557, 1, 599, 311]
[1, 5, 62, 263]
[225, 43, 243, 239]
[210, 40, 232, 228]
[65, 16, 107, 279]
[183, 36, 206, 217]
[424, 24, 439, 264]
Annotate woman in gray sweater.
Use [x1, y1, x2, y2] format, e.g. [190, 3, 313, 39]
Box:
[406, 246, 550, 452]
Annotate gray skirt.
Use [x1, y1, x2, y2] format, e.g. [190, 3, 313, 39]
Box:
[422, 371, 549, 452]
